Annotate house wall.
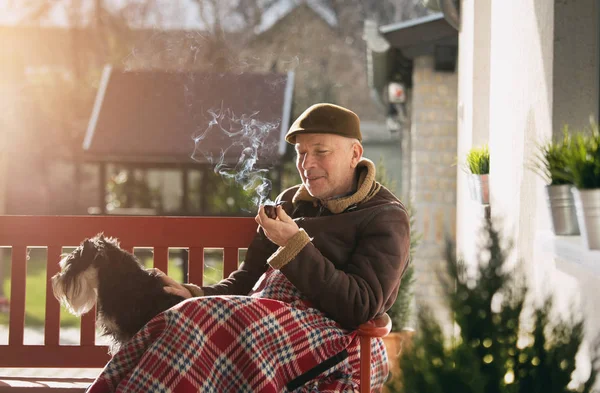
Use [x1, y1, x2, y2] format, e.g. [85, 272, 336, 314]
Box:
[483, 0, 554, 274]
[551, 0, 600, 380]
[462, 0, 599, 384]
[553, 0, 598, 132]
[410, 56, 458, 322]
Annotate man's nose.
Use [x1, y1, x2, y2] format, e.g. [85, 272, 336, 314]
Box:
[301, 153, 316, 170]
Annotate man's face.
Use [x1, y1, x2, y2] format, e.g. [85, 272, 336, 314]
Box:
[295, 133, 362, 200]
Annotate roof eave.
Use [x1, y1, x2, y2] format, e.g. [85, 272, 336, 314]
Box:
[379, 12, 457, 56]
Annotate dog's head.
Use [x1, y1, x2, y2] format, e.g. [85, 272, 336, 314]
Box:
[51, 234, 119, 316]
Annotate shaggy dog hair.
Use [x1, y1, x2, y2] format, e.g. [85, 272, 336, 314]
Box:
[51, 234, 184, 352]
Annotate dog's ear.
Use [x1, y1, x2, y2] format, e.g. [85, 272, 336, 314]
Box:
[80, 239, 96, 259]
[94, 232, 114, 248]
[98, 234, 120, 248]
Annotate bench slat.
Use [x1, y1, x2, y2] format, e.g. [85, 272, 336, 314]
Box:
[223, 247, 238, 278]
[153, 247, 168, 274]
[0, 346, 110, 368]
[188, 247, 204, 286]
[9, 245, 27, 346]
[0, 216, 257, 247]
[44, 246, 62, 347]
[0, 377, 93, 392]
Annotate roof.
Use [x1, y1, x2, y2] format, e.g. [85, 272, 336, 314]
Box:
[83, 67, 294, 166]
[379, 13, 457, 58]
[255, 0, 338, 35]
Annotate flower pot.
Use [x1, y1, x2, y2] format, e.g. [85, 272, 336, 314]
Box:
[545, 185, 580, 236]
[382, 329, 414, 392]
[468, 174, 489, 204]
[572, 188, 600, 250]
[383, 329, 414, 372]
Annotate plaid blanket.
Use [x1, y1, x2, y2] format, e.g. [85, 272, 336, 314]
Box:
[86, 268, 389, 392]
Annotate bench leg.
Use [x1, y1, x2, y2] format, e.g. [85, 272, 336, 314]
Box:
[359, 335, 371, 393]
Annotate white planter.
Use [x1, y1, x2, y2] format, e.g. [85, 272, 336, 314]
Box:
[468, 174, 489, 205]
[572, 188, 600, 250]
[545, 185, 580, 236]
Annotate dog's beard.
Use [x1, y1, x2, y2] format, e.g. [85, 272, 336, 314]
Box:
[97, 315, 123, 355]
[52, 257, 99, 316]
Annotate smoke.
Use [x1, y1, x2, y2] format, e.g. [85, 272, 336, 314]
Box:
[192, 103, 280, 207]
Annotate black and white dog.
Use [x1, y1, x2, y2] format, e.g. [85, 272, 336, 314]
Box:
[51, 234, 184, 352]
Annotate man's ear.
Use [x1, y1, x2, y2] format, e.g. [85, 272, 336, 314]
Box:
[350, 142, 363, 168]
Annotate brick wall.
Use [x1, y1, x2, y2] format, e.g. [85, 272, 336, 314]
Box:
[409, 56, 458, 322]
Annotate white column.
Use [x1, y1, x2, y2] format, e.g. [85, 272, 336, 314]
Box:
[456, 0, 492, 266]
[487, 0, 554, 273]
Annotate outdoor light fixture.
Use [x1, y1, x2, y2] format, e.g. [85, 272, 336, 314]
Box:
[388, 82, 406, 104]
[387, 82, 408, 133]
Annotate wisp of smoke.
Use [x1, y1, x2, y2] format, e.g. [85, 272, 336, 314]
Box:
[192, 103, 280, 207]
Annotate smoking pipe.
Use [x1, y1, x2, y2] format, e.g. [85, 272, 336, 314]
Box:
[263, 201, 285, 219]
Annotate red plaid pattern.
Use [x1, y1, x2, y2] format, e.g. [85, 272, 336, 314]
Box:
[87, 268, 388, 392]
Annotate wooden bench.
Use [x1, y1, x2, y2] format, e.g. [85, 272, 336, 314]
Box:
[0, 215, 390, 392]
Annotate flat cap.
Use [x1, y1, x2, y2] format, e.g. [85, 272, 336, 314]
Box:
[285, 103, 362, 144]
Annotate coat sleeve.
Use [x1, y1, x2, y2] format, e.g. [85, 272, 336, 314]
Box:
[188, 228, 277, 296]
[268, 205, 410, 329]
[182, 192, 291, 297]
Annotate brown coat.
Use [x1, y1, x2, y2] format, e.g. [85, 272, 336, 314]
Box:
[186, 159, 411, 329]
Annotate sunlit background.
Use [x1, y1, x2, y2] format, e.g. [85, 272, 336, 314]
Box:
[0, 0, 429, 218]
[1, 0, 600, 390]
[0, 0, 430, 370]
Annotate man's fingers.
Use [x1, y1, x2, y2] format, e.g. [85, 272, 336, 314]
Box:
[150, 268, 193, 299]
[164, 286, 192, 299]
[163, 286, 176, 295]
[151, 268, 173, 285]
[257, 205, 277, 230]
[256, 205, 266, 226]
[276, 205, 292, 222]
[158, 273, 178, 286]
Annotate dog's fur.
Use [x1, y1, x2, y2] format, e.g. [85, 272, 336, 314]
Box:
[51, 234, 184, 352]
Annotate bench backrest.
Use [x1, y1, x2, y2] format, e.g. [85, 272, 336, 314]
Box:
[0, 215, 257, 368]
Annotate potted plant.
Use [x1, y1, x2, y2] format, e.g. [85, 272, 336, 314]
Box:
[562, 121, 600, 249]
[465, 145, 490, 204]
[386, 218, 599, 392]
[531, 128, 580, 235]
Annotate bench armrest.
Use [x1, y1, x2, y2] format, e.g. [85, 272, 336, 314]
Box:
[356, 313, 392, 338]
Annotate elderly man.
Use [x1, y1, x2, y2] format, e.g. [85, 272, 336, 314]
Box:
[89, 104, 410, 393]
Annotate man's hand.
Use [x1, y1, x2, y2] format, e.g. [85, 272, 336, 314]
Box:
[255, 205, 300, 247]
[151, 268, 192, 299]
